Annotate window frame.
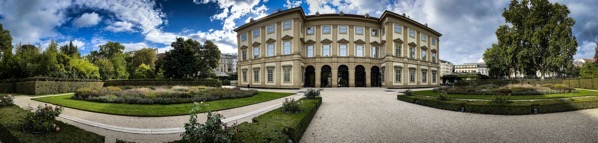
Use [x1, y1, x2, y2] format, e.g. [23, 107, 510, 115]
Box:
[253, 47, 259, 59]
[322, 44, 331, 57]
[356, 26, 363, 35]
[356, 45, 364, 57]
[307, 45, 314, 57]
[409, 29, 415, 38]
[371, 46, 378, 58]
[339, 44, 347, 57]
[339, 25, 347, 34]
[409, 68, 416, 83]
[267, 25, 274, 34]
[267, 43, 274, 57]
[306, 27, 314, 35]
[267, 68, 274, 82]
[394, 24, 402, 33]
[253, 68, 260, 83]
[371, 29, 378, 37]
[283, 20, 291, 30]
[394, 67, 402, 83]
[253, 29, 259, 38]
[421, 34, 427, 42]
[422, 69, 427, 83]
[422, 50, 427, 61]
[241, 33, 247, 42]
[395, 43, 402, 57]
[283, 66, 291, 83]
[322, 25, 331, 34]
[283, 41, 291, 55]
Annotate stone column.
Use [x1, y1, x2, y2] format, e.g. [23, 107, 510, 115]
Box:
[315, 67, 321, 88]
[366, 69, 371, 87]
[331, 69, 338, 88]
[349, 69, 355, 87]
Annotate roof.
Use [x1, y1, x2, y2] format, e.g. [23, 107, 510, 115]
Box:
[234, 6, 442, 36]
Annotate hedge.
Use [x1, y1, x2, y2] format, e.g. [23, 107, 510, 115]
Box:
[16, 81, 103, 95]
[0, 105, 105, 143]
[458, 79, 564, 87]
[104, 79, 221, 87]
[397, 95, 598, 115]
[580, 79, 594, 89]
[232, 97, 322, 142]
[0, 83, 15, 93]
[561, 78, 598, 90]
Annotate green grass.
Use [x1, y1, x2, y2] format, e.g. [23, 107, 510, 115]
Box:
[0, 105, 105, 143]
[32, 91, 294, 117]
[412, 89, 598, 100]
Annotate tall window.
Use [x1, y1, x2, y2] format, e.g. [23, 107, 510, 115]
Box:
[267, 44, 274, 57]
[432, 52, 437, 63]
[421, 34, 427, 42]
[323, 44, 330, 57]
[241, 34, 247, 42]
[283, 41, 291, 55]
[422, 70, 427, 83]
[371, 46, 378, 58]
[409, 68, 415, 83]
[253, 69, 259, 82]
[371, 29, 378, 36]
[356, 45, 363, 57]
[267, 68, 273, 82]
[395, 43, 401, 57]
[410, 47, 415, 59]
[242, 70, 247, 82]
[356, 27, 363, 35]
[395, 24, 402, 33]
[323, 25, 331, 34]
[307, 27, 314, 35]
[283, 66, 291, 83]
[432, 38, 437, 45]
[422, 50, 427, 61]
[339, 44, 347, 57]
[253, 47, 259, 59]
[381, 67, 385, 82]
[267, 25, 274, 33]
[432, 71, 437, 83]
[307, 45, 314, 57]
[283, 20, 291, 30]
[395, 67, 402, 83]
[253, 29, 259, 38]
[339, 25, 347, 34]
[409, 29, 415, 38]
[242, 49, 247, 60]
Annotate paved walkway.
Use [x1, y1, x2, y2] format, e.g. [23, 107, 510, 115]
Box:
[301, 88, 598, 142]
[12, 88, 302, 143]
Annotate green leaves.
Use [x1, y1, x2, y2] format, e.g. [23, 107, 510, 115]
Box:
[162, 38, 221, 79]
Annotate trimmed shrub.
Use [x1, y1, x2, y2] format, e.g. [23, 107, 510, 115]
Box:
[403, 89, 413, 96]
[580, 78, 594, 89]
[304, 88, 323, 99]
[570, 79, 580, 88]
[436, 90, 450, 101]
[104, 79, 221, 87]
[16, 81, 104, 95]
[282, 98, 302, 113]
[0, 95, 14, 107]
[594, 78, 598, 90]
[73, 87, 258, 104]
[0, 83, 15, 93]
[181, 103, 235, 143]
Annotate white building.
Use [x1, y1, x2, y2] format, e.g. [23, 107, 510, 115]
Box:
[454, 60, 488, 76]
[439, 60, 454, 76]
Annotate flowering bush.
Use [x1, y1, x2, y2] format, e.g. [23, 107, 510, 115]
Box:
[282, 98, 302, 113]
[181, 102, 235, 143]
[22, 104, 63, 133]
[0, 94, 14, 107]
[403, 89, 414, 96]
[304, 88, 323, 99]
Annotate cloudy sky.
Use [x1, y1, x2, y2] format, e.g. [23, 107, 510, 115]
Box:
[0, 0, 596, 64]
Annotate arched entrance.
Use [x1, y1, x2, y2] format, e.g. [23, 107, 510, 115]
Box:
[371, 66, 381, 87]
[355, 65, 366, 87]
[321, 65, 332, 87]
[304, 66, 315, 87]
[338, 65, 349, 87]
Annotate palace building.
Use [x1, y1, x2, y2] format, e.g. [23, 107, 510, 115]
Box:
[234, 7, 441, 88]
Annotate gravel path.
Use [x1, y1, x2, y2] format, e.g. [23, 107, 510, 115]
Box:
[301, 88, 598, 142]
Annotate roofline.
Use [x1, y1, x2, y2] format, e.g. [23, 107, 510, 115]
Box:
[234, 7, 305, 32]
[380, 10, 442, 36]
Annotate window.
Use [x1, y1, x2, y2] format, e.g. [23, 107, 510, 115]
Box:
[339, 25, 347, 34]
[323, 45, 330, 57]
[395, 67, 402, 83]
[371, 46, 378, 58]
[381, 67, 385, 82]
[283, 66, 291, 83]
[371, 29, 378, 36]
[267, 68, 273, 82]
[422, 70, 427, 83]
[356, 45, 363, 57]
[323, 25, 331, 34]
[421, 34, 427, 42]
[432, 38, 437, 45]
[242, 70, 247, 82]
[410, 47, 415, 59]
[395, 24, 402, 33]
[307, 27, 314, 35]
[242, 49, 247, 60]
[253, 47, 259, 59]
[241, 34, 247, 42]
[422, 50, 427, 61]
[283, 41, 291, 55]
[409, 29, 415, 38]
[432, 71, 437, 83]
[395, 43, 401, 57]
[409, 68, 415, 83]
[432, 52, 437, 63]
[267, 44, 274, 56]
[267, 25, 274, 33]
[339, 44, 347, 57]
[283, 20, 291, 30]
[356, 27, 363, 35]
[253, 69, 259, 82]
[307, 45, 314, 57]
[253, 29, 259, 38]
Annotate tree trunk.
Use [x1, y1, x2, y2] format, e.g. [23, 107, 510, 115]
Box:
[540, 70, 545, 81]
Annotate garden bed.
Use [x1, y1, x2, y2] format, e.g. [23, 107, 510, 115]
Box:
[33, 91, 294, 116]
[0, 105, 105, 143]
[232, 97, 322, 142]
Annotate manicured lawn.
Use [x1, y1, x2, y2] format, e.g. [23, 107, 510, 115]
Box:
[0, 105, 105, 143]
[412, 89, 598, 100]
[32, 91, 294, 117]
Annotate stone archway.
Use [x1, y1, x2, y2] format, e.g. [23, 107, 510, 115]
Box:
[371, 66, 381, 87]
[338, 65, 349, 87]
[321, 65, 332, 87]
[304, 66, 315, 87]
[355, 65, 366, 87]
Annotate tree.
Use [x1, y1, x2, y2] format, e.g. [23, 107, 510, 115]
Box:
[131, 48, 157, 69]
[60, 41, 80, 58]
[132, 63, 155, 79]
[594, 40, 598, 61]
[94, 58, 115, 80]
[0, 24, 14, 79]
[196, 40, 220, 78]
[162, 38, 202, 79]
[67, 58, 100, 79]
[15, 44, 41, 78]
[484, 0, 577, 80]
[90, 42, 129, 79]
[38, 40, 65, 77]
[580, 62, 598, 78]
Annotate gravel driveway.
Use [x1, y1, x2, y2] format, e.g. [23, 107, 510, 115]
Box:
[301, 88, 598, 142]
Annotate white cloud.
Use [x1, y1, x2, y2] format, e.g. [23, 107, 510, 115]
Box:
[574, 41, 597, 59]
[122, 42, 149, 52]
[284, 0, 302, 9]
[105, 21, 134, 32]
[0, 0, 71, 44]
[90, 36, 107, 51]
[59, 40, 86, 49]
[72, 12, 102, 27]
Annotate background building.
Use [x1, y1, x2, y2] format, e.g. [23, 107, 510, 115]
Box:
[573, 58, 596, 67]
[235, 7, 441, 88]
[215, 53, 238, 76]
[454, 62, 488, 76]
[439, 60, 454, 76]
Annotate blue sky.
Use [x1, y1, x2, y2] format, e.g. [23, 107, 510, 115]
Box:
[0, 0, 597, 64]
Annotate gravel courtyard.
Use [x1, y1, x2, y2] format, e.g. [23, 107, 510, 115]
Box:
[301, 88, 598, 142]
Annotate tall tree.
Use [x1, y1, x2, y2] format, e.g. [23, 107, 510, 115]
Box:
[196, 40, 221, 78]
[0, 24, 11, 55]
[39, 40, 65, 77]
[131, 48, 157, 69]
[0, 24, 14, 79]
[60, 41, 80, 57]
[162, 38, 201, 79]
[91, 42, 129, 79]
[594, 40, 598, 61]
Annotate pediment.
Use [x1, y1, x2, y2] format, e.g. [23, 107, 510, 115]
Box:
[240, 45, 248, 49]
[281, 35, 294, 40]
[252, 42, 261, 46]
[421, 46, 428, 50]
[370, 41, 381, 45]
[321, 38, 333, 43]
[266, 38, 276, 43]
[354, 39, 366, 44]
[430, 49, 437, 53]
[381, 40, 386, 44]
[305, 39, 316, 44]
[337, 38, 350, 43]
[408, 42, 417, 47]
[393, 38, 403, 43]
